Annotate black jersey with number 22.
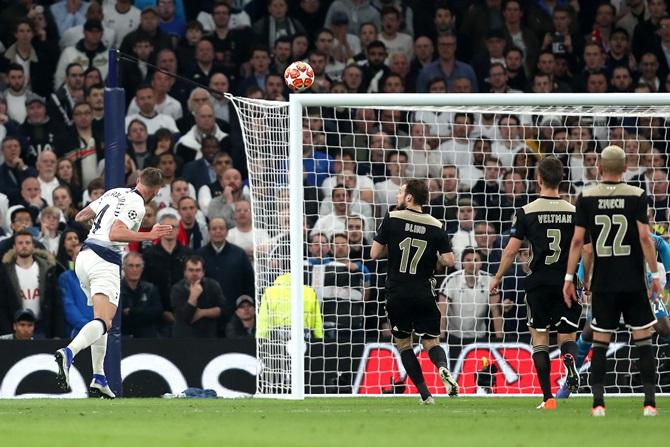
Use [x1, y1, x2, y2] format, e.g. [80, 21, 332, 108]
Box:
[575, 182, 648, 293]
[374, 209, 451, 287]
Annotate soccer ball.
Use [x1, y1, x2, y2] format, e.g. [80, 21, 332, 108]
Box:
[284, 61, 314, 92]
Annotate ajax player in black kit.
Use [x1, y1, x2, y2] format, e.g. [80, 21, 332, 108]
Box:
[371, 179, 458, 404]
[564, 145, 662, 417]
[490, 157, 590, 410]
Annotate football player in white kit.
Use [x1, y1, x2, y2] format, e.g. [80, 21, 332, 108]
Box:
[55, 168, 173, 398]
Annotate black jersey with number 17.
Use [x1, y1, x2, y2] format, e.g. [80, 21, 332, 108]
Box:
[374, 209, 452, 287]
[510, 197, 576, 291]
[575, 182, 648, 293]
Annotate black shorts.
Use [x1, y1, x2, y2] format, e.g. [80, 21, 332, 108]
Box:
[525, 286, 582, 333]
[591, 290, 657, 333]
[385, 283, 440, 339]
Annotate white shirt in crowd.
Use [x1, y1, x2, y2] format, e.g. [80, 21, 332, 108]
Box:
[439, 270, 493, 340]
[439, 138, 472, 168]
[226, 226, 271, 255]
[374, 179, 401, 216]
[124, 112, 179, 135]
[450, 227, 476, 269]
[16, 262, 41, 319]
[127, 96, 183, 121]
[38, 177, 61, 207]
[103, 2, 141, 48]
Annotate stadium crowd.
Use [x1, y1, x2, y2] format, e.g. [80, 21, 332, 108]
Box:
[0, 0, 669, 344]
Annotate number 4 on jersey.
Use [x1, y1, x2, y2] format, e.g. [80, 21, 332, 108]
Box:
[92, 204, 110, 233]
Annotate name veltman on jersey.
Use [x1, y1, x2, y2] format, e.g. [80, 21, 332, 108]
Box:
[77, 187, 146, 306]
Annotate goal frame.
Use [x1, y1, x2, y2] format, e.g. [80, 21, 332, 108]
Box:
[274, 92, 670, 399]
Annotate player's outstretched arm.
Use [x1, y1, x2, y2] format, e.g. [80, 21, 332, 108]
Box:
[109, 220, 173, 242]
[638, 221, 662, 297]
[563, 226, 585, 307]
[491, 237, 522, 294]
[74, 206, 96, 223]
[370, 240, 387, 260]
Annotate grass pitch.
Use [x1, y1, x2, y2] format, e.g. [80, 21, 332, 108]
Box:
[0, 397, 666, 447]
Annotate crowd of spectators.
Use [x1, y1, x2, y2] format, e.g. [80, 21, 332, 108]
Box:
[0, 0, 669, 344]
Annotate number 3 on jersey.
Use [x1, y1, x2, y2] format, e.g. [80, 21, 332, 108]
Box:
[545, 229, 561, 265]
[92, 204, 110, 233]
[399, 237, 427, 274]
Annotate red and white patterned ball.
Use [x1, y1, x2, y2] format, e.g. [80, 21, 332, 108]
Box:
[284, 61, 315, 92]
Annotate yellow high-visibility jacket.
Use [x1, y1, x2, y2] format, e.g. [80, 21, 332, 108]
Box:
[257, 273, 323, 339]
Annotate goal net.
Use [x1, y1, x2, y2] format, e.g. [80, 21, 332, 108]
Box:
[229, 93, 670, 398]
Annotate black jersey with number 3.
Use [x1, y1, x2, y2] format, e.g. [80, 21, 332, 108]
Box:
[374, 209, 451, 286]
[575, 182, 648, 293]
[510, 196, 577, 291]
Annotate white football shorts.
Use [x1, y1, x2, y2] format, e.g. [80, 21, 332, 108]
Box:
[75, 248, 121, 306]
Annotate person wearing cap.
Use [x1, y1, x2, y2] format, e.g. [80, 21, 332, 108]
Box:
[470, 30, 507, 91]
[53, 18, 109, 91]
[325, 0, 381, 36]
[329, 11, 360, 63]
[119, 5, 173, 57]
[19, 94, 60, 167]
[0, 309, 36, 340]
[50, 0, 90, 38]
[225, 295, 256, 338]
[60, 1, 117, 51]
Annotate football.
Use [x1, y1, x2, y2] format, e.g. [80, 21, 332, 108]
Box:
[284, 61, 315, 92]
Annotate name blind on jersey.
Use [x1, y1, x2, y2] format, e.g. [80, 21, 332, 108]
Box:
[405, 223, 426, 234]
[537, 214, 572, 224]
[598, 199, 625, 209]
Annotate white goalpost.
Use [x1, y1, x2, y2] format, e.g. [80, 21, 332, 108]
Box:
[229, 93, 670, 399]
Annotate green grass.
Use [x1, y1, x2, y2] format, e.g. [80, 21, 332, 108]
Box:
[0, 397, 666, 447]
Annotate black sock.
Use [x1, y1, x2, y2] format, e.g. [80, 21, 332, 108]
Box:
[560, 340, 578, 358]
[590, 342, 608, 408]
[428, 345, 448, 370]
[532, 345, 552, 400]
[400, 348, 431, 400]
[635, 337, 656, 408]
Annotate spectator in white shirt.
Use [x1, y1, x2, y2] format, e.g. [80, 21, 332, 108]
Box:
[438, 247, 503, 341]
[36, 151, 60, 207]
[491, 114, 528, 168]
[374, 150, 407, 217]
[378, 7, 413, 63]
[403, 122, 442, 179]
[450, 197, 477, 268]
[124, 83, 179, 135]
[60, 1, 116, 50]
[126, 70, 183, 121]
[438, 112, 475, 188]
[312, 184, 372, 239]
[226, 199, 270, 259]
[103, 0, 141, 48]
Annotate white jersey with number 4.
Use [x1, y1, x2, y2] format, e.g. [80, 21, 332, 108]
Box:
[86, 187, 146, 253]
